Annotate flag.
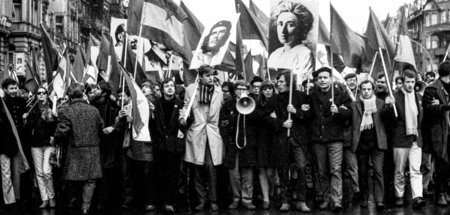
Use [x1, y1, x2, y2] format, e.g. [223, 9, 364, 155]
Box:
[394, 6, 417, 70]
[365, 7, 396, 79]
[318, 17, 330, 45]
[244, 50, 254, 81]
[52, 51, 69, 98]
[330, 5, 367, 70]
[84, 35, 101, 84]
[235, 0, 246, 81]
[124, 42, 149, 86]
[0, 97, 29, 172]
[72, 45, 87, 83]
[180, 0, 204, 51]
[127, 0, 192, 62]
[40, 24, 60, 84]
[249, 0, 269, 37]
[119, 64, 151, 142]
[236, 0, 268, 49]
[97, 34, 112, 77]
[25, 62, 39, 93]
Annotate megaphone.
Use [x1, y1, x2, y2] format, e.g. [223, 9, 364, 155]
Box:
[236, 93, 255, 115]
[415, 81, 426, 92]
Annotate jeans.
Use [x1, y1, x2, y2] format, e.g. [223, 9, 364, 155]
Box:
[229, 155, 253, 203]
[357, 147, 384, 203]
[344, 147, 359, 194]
[393, 142, 423, 199]
[31, 146, 55, 201]
[0, 154, 15, 204]
[312, 141, 343, 205]
[421, 152, 433, 190]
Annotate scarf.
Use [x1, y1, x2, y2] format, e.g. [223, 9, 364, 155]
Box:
[402, 88, 419, 136]
[359, 95, 377, 131]
[199, 83, 214, 104]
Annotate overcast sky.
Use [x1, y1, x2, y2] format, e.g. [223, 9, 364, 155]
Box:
[180, 0, 415, 34]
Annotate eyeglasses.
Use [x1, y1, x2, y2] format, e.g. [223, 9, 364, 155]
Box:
[37, 92, 47, 95]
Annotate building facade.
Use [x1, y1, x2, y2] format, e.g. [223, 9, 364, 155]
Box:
[408, 0, 450, 73]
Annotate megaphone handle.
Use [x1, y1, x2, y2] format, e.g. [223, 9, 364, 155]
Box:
[235, 114, 247, 150]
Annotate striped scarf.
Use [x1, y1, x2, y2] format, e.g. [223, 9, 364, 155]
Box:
[199, 83, 214, 104]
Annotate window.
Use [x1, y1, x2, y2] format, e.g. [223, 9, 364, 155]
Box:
[425, 14, 430, 27]
[426, 36, 431, 49]
[55, 15, 64, 39]
[441, 39, 447, 48]
[13, 0, 22, 22]
[432, 36, 439, 49]
[432, 13, 438, 25]
[442, 11, 447, 23]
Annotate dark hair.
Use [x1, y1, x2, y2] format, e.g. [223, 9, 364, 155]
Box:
[198, 65, 216, 77]
[359, 80, 375, 90]
[377, 73, 385, 80]
[85, 84, 98, 94]
[402, 64, 416, 73]
[115, 24, 125, 44]
[67, 83, 85, 99]
[117, 87, 130, 97]
[234, 80, 250, 91]
[395, 76, 403, 84]
[2, 78, 17, 89]
[36, 87, 49, 95]
[439, 61, 450, 77]
[250, 76, 263, 86]
[272, 0, 314, 43]
[176, 85, 185, 99]
[403, 69, 417, 80]
[259, 80, 276, 104]
[425, 71, 436, 78]
[97, 80, 112, 97]
[344, 73, 357, 81]
[276, 70, 296, 90]
[221, 81, 235, 96]
[161, 78, 174, 89]
[201, 20, 232, 54]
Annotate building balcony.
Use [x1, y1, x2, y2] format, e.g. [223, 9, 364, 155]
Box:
[430, 47, 447, 56]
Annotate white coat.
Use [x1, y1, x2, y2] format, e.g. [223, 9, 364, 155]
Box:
[181, 82, 224, 166]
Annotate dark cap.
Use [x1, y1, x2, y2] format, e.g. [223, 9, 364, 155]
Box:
[344, 73, 357, 80]
[316, 67, 332, 76]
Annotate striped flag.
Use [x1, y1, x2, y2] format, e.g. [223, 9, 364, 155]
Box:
[127, 0, 192, 62]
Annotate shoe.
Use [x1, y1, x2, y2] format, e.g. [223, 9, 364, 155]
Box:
[295, 201, 311, 213]
[210, 202, 219, 211]
[194, 202, 205, 211]
[445, 193, 450, 202]
[121, 202, 130, 209]
[242, 202, 256, 210]
[395, 197, 404, 206]
[144, 204, 155, 211]
[332, 203, 343, 213]
[81, 209, 89, 215]
[38, 200, 49, 209]
[164, 205, 175, 213]
[279, 203, 290, 212]
[438, 193, 448, 206]
[423, 189, 433, 197]
[413, 197, 426, 210]
[360, 200, 368, 208]
[262, 201, 270, 209]
[352, 192, 361, 203]
[96, 204, 104, 211]
[66, 198, 77, 208]
[228, 200, 239, 209]
[376, 202, 385, 210]
[319, 200, 329, 210]
[49, 198, 56, 208]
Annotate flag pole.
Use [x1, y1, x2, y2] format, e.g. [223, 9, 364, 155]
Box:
[133, 9, 145, 80]
[443, 43, 450, 63]
[287, 68, 294, 137]
[183, 74, 199, 121]
[330, 51, 335, 104]
[368, 51, 379, 79]
[379, 47, 398, 117]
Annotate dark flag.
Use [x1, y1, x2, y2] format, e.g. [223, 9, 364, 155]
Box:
[236, 0, 268, 49]
[127, 0, 192, 62]
[40, 24, 60, 84]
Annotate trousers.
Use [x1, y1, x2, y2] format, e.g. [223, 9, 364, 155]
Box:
[31, 146, 55, 201]
[393, 142, 423, 199]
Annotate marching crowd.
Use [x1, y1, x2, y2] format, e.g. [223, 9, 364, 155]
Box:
[1, 63, 450, 214]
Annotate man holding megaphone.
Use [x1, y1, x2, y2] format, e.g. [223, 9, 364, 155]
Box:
[220, 80, 258, 210]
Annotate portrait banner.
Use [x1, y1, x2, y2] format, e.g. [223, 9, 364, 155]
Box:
[268, 0, 319, 85]
[110, 17, 127, 62]
[189, 13, 240, 70]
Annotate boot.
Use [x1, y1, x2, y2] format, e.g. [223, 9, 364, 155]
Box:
[295, 201, 311, 213]
[49, 198, 56, 208]
[38, 200, 49, 209]
[81, 181, 96, 215]
[437, 193, 448, 206]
